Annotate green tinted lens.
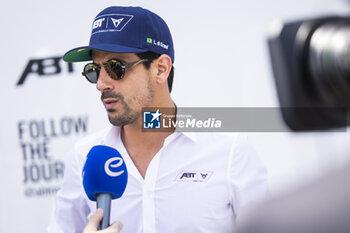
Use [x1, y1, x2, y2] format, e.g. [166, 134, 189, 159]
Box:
[83, 63, 100, 83]
[106, 59, 125, 80]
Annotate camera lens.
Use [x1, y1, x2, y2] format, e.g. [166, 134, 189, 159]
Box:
[308, 21, 350, 107]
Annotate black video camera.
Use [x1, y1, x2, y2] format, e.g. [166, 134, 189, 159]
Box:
[268, 16, 350, 131]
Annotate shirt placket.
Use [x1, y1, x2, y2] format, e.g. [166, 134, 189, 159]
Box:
[142, 149, 161, 233]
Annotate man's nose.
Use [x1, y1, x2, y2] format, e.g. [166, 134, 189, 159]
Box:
[96, 67, 113, 92]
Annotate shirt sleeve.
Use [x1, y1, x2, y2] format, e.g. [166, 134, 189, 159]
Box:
[229, 134, 269, 222]
[47, 147, 91, 233]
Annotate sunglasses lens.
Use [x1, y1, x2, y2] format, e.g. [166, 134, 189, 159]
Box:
[106, 59, 124, 80]
[84, 64, 99, 83]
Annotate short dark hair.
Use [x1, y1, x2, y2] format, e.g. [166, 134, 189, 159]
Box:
[136, 52, 174, 93]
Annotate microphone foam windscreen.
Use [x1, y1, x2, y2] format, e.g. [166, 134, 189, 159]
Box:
[82, 145, 128, 201]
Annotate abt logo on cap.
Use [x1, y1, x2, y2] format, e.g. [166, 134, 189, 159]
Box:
[92, 14, 134, 34]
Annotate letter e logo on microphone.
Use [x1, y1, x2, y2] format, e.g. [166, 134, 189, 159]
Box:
[104, 157, 125, 177]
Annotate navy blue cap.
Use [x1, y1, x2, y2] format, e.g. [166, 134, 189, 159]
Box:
[63, 6, 174, 63]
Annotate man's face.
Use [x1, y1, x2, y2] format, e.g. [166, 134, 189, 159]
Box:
[92, 50, 155, 126]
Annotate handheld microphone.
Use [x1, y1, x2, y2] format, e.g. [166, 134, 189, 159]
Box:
[82, 145, 128, 230]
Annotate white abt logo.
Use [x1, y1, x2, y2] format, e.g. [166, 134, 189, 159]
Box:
[92, 18, 105, 29]
[91, 14, 134, 35]
[175, 170, 213, 182]
[104, 157, 125, 177]
[111, 17, 124, 28]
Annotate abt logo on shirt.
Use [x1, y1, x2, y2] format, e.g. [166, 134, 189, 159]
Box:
[175, 171, 213, 182]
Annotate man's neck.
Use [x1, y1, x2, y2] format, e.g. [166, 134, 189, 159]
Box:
[119, 101, 176, 178]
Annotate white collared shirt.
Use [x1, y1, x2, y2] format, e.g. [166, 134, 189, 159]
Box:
[48, 126, 269, 233]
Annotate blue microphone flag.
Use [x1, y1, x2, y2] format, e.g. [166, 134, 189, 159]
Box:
[82, 145, 128, 201]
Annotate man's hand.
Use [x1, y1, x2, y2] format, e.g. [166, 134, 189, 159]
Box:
[83, 208, 123, 233]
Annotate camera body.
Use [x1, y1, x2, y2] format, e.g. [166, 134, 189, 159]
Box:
[268, 16, 350, 131]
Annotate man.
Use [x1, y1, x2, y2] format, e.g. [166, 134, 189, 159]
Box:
[48, 6, 269, 233]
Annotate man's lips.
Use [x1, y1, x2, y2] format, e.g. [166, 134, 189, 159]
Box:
[102, 98, 119, 110]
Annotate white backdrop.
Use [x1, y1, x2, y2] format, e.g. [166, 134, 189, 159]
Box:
[1, 0, 350, 232]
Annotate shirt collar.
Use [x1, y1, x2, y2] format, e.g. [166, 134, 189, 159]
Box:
[101, 126, 121, 147]
[176, 131, 198, 142]
[101, 125, 198, 146]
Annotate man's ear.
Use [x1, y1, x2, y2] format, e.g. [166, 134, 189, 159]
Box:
[154, 54, 172, 84]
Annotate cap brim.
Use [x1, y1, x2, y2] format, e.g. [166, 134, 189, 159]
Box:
[63, 44, 148, 62]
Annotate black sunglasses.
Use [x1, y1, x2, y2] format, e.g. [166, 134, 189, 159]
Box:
[82, 58, 149, 83]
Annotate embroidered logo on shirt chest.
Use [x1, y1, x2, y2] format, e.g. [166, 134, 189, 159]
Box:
[175, 170, 213, 182]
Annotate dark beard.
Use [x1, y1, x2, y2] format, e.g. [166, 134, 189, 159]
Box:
[101, 92, 139, 126]
[107, 102, 139, 126]
[101, 78, 154, 127]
